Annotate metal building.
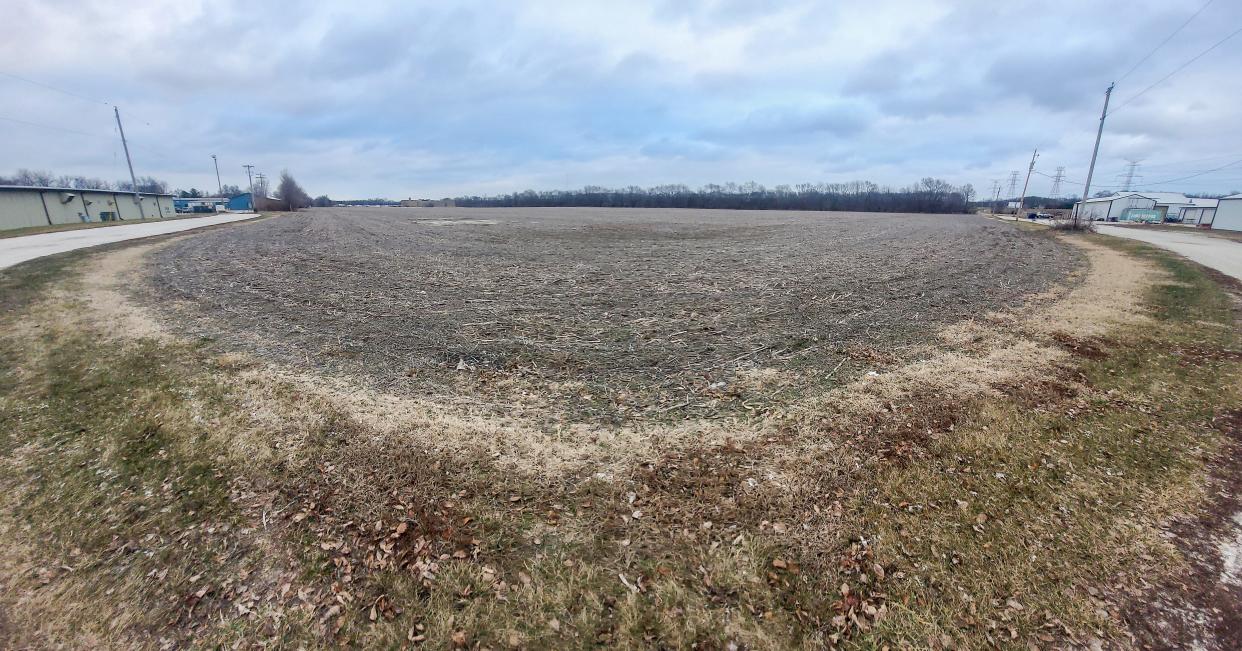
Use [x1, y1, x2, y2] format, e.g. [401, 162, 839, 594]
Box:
[1178, 198, 1219, 225]
[1073, 193, 1157, 221]
[0, 185, 175, 231]
[1212, 194, 1242, 232]
[227, 193, 253, 211]
[173, 197, 227, 213]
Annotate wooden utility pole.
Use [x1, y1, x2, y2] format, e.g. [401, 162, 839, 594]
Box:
[1016, 148, 1038, 219]
[1076, 83, 1114, 223]
[114, 105, 145, 219]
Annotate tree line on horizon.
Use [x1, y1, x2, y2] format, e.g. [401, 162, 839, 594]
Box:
[453, 179, 978, 213]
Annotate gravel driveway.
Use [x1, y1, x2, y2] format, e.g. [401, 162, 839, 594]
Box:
[0, 213, 258, 270]
[1097, 225, 1242, 281]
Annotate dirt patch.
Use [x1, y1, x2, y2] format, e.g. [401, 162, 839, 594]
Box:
[143, 207, 1082, 424]
[1126, 409, 1242, 650]
[1050, 332, 1111, 359]
[86, 221, 1149, 480]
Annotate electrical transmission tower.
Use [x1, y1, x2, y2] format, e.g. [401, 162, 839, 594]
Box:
[1119, 160, 1143, 192]
[990, 180, 1002, 213]
[1050, 167, 1065, 197]
[1006, 171, 1019, 198]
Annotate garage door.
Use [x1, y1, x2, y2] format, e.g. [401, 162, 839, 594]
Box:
[1214, 200, 1242, 232]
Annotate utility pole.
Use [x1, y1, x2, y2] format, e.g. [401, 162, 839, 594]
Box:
[212, 154, 223, 197]
[243, 164, 255, 211]
[114, 105, 144, 219]
[255, 173, 267, 209]
[990, 180, 1002, 214]
[1016, 148, 1038, 218]
[1078, 82, 1114, 221]
[1051, 167, 1065, 197]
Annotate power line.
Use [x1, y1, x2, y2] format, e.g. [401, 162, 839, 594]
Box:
[1141, 157, 1242, 185]
[0, 115, 113, 139]
[1116, 0, 1215, 83]
[1110, 24, 1242, 115]
[0, 71, 110, 106]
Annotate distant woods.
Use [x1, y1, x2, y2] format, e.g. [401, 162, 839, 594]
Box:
[456, 179, 977, 214]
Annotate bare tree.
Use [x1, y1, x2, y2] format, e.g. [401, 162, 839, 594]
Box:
[276, 170, 312, 211]
[5, 169, 56, 186]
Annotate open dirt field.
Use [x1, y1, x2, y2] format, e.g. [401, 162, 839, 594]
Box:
[146, 207, 1080, 424]
[5, 212, 1241, 650]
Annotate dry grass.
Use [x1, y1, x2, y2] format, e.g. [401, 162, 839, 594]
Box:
[0, 223, 1238, 649]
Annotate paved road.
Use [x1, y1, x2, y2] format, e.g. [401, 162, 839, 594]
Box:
[0, 213, 258, 270]
[1097, 225, 1242, 282]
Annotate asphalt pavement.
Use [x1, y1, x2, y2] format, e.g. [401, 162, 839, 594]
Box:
[0, 213, 258, 270]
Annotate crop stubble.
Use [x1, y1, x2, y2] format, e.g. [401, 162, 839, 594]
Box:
[146, 207, 1080, 423]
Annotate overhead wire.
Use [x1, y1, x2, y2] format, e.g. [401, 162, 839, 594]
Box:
[1110, 24, 1242, 115]
[0, 71, 111, 106]
[1115, 0, 1215, 83]
[0, 115, 114, 139]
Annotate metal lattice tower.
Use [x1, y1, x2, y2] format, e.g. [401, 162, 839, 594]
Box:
[1006, 171, 1020, 198]
[1050, 166, 1065, 197]
[1119, 160, 1143, 192]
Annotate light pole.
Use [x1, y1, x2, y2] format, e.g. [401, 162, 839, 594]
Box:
[211, 155, 223, 197]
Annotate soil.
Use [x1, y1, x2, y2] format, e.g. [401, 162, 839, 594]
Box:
[144, 207, 1081, 424]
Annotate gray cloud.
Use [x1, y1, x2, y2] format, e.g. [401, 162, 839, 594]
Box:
[0, 0, 1239, 199]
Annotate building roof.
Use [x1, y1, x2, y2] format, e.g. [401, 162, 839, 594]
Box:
[1078, 192, 1152, 204]
[0, 184, 173, 197]
[1187, 197, 1219, 207]
[1108, 191, 1189, 205]
[1222, 193, 1242, 200]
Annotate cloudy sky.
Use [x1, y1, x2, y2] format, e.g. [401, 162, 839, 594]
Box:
[2, 0, 1240, 199]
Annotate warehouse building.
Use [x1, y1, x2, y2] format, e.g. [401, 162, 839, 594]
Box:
[1211, 194, 1242, 232]
[1178, 198, 1219, 225]
[1072, 192, 1157, 221]
[0, 185, 175, 231]
[399, 198, 456, 207]
[227, 193, 254, 211]
[173, 196, 227, 213]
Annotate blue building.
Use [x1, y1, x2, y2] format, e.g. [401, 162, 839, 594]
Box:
[227, 193, 253, 211]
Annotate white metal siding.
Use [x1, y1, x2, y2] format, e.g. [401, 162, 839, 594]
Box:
[1213, 198, 1242, 232]
[1078, 201, 1111, 220]
[1108, 196, 1155, 220]
[0, 191, 51, 229]
[44, 190, 90, 224]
